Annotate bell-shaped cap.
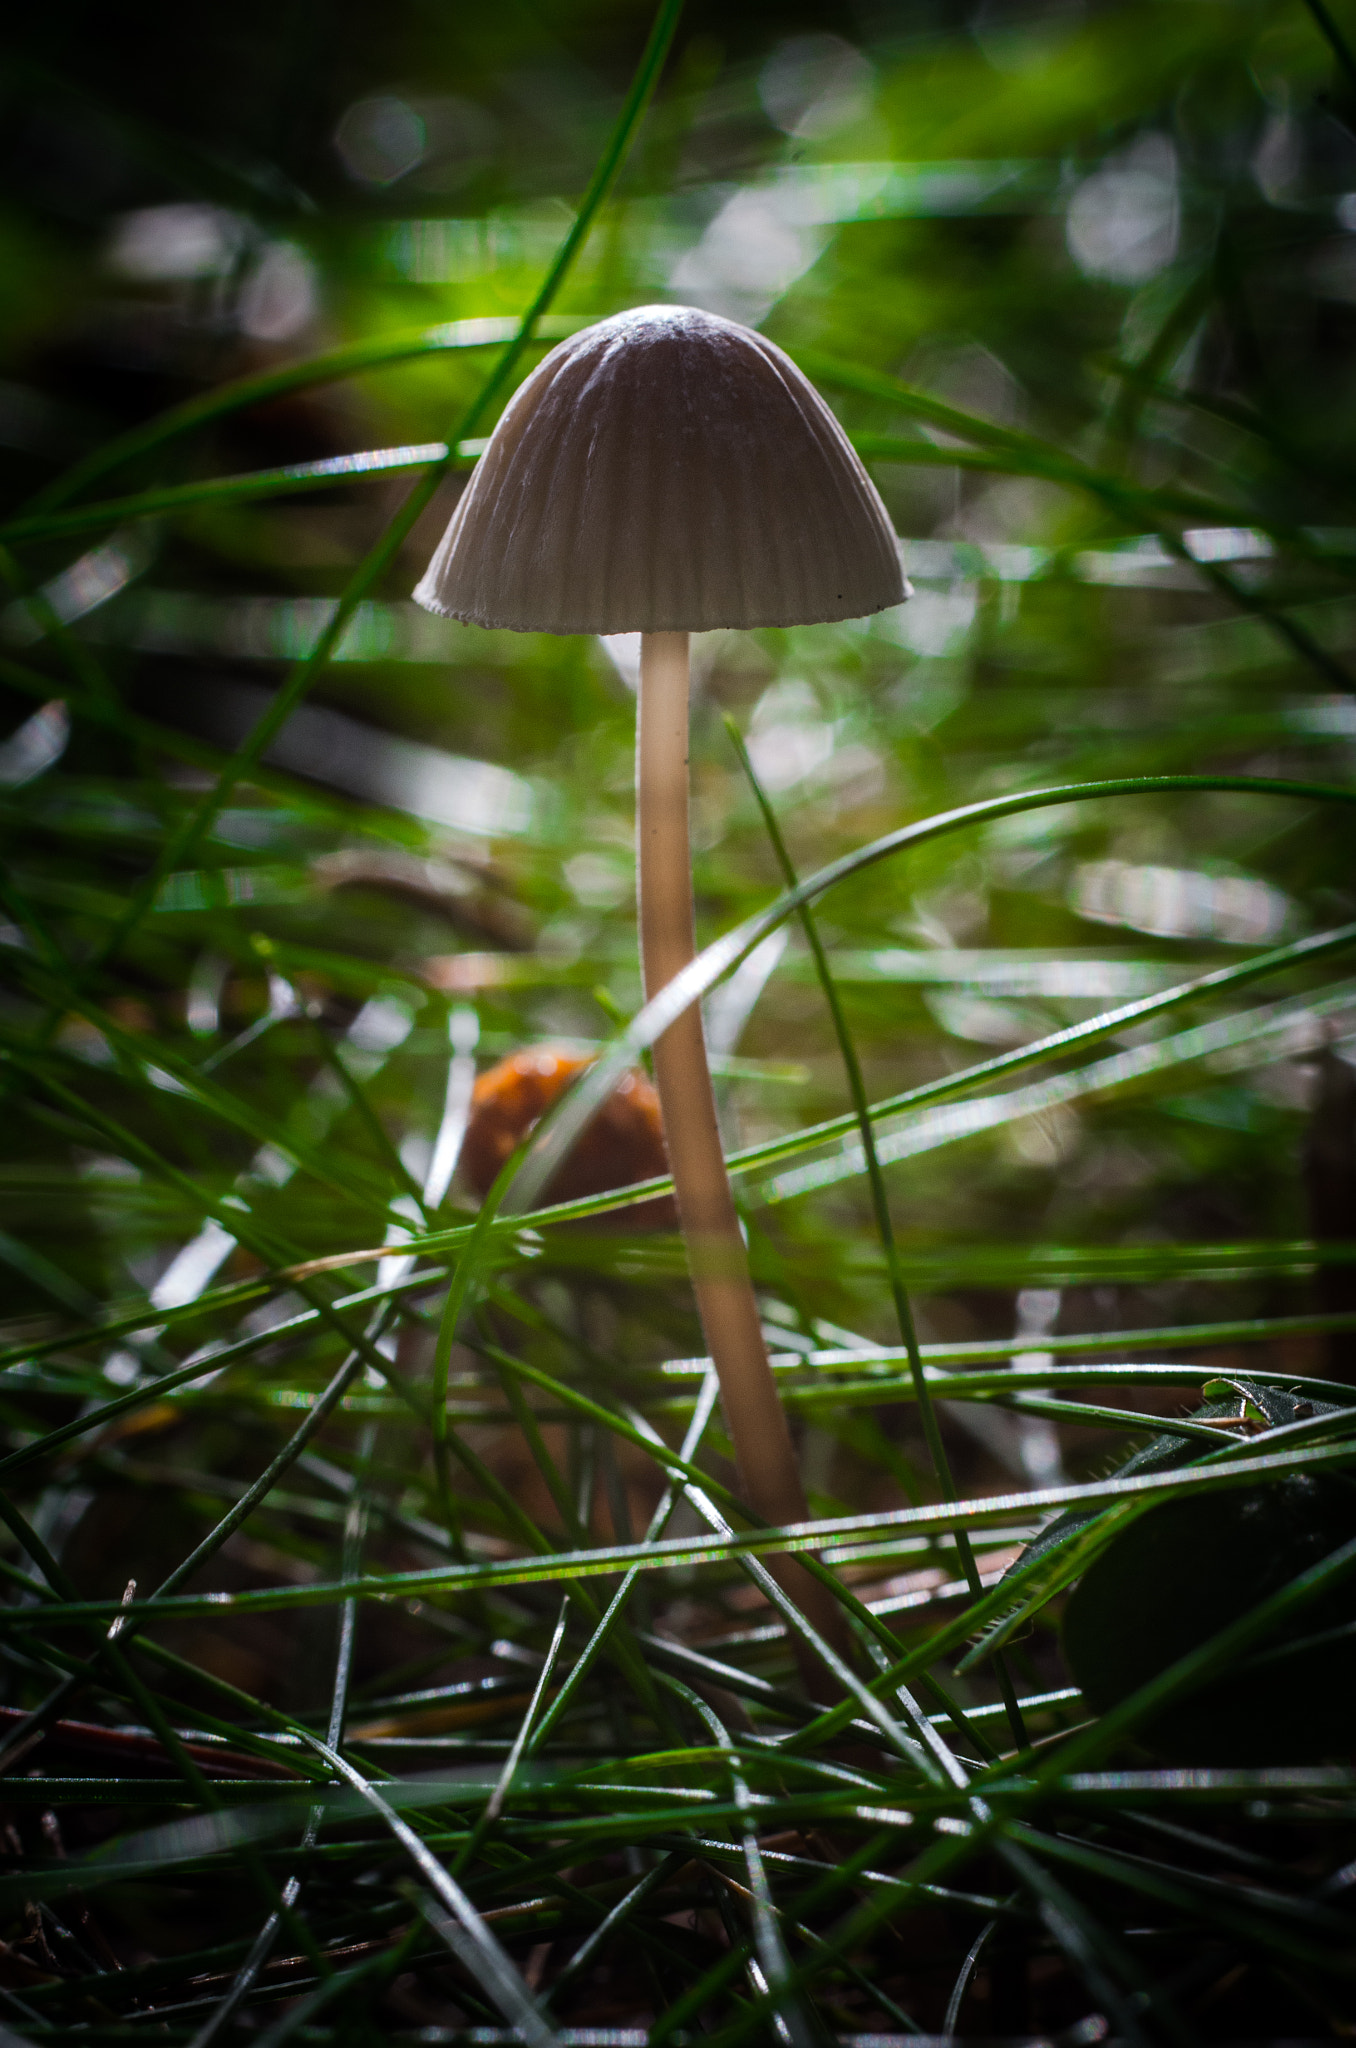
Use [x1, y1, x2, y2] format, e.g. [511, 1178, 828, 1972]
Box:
[413, 304, 906, 635]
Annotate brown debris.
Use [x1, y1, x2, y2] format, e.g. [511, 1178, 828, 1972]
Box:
[312, 847, 533, 950]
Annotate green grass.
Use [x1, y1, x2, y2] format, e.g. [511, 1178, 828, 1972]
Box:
[2, 0, 1356, 2037]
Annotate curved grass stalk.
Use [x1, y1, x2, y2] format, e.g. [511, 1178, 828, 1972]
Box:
[17, 317, 586, 521]
[8, 18, 1356, 2022]
[296, 1731, 562, 2048]
[0, 1489, 327, 1967]
[500, 772, 1356, 1226]
[760, 977, 1356, 1204]
[80, 0, 684, 972]
[0, 1306, 396, 1792]
[15, 1423, 1356, 1636]
[1303, 0, 1356, 96]
[701, 1524, 1356, 2048]
[664, 1675, 819, 2048]
[5, 346, 1326, 566]
[4, 971, 392, 1208]
[811, 346, 1356, 581]
[185, 1426, 379, 2048]
[994, 1835, 1166, 2048]
[4, 779, 1348, 1348]
[726, 713, 1028, 1745]
[2, 441, 469, 547]
[6, 1267, 1356, 1470]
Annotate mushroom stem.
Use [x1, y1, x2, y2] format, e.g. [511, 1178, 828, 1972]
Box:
[637, 630, 846, 1678]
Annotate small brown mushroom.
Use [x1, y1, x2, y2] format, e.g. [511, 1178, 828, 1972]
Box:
[461, 1045, 674, 1226]
[415, 305, 905, 1670]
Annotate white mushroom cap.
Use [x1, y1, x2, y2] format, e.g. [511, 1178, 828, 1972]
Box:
[413, 304, 906, 635]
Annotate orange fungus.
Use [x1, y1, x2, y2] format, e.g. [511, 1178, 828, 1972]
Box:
[461, 1046, 672, 1220]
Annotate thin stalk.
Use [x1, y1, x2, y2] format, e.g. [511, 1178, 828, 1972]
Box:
[637, 631, 847, 1676]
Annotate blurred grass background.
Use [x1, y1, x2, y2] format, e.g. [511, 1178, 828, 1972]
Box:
[3, 0, 1356, 2039]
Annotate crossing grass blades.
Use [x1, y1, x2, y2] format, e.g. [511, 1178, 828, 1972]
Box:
[3, 0, 1356, 2040]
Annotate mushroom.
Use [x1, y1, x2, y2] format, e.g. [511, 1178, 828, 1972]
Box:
[414, 304, 905, 1665]
[461, 1044, 675, 1228]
